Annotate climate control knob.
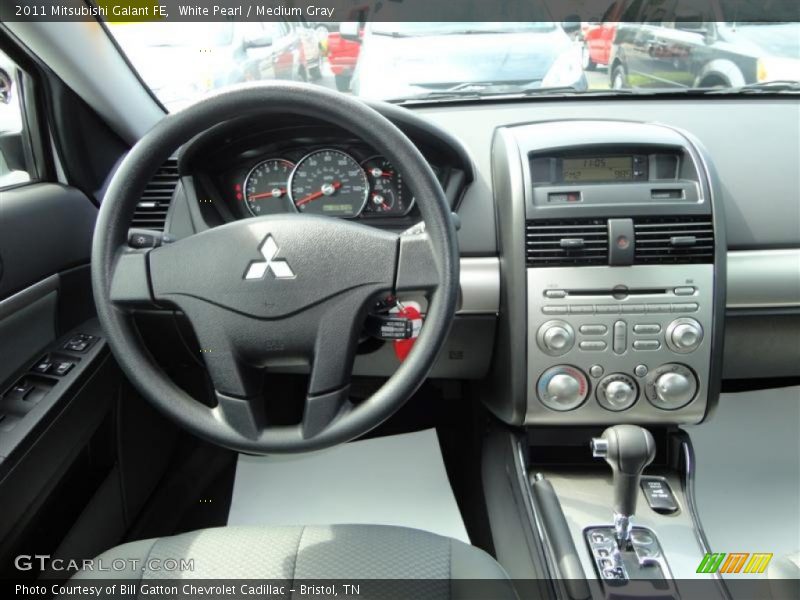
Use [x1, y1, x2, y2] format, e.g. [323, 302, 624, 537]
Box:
[537, 365, 589, 411]
[596, 373, 638, 411]
[537, 320, 575, 356]
[656, 373, 693, 405]
[645, 364, 698, 410]
[666, 318, 704, 353]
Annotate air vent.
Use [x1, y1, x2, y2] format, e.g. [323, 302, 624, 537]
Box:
[131, 159, 179, 231]
[633, 216, 714, 264]
[526, 219, 609, 267]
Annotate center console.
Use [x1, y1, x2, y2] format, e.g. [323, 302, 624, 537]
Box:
[490, 120, 725, 427]
[487, 120, 727, 595]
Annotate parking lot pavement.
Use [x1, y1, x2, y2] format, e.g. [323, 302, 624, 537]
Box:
[315, 61, 338, 92]
[586, 68, 609, 90]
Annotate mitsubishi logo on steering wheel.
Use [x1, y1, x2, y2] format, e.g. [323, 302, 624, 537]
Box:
[244, 234, 295, 280]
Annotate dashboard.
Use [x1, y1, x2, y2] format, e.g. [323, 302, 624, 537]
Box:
[126, 98, 799, 430]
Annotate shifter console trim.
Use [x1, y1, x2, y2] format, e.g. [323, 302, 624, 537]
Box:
[585, 525, 676, 589]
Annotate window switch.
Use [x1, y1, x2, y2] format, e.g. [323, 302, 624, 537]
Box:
[33, 358, 53, 374]
[63, 333, 95, 353]
[8, 380, 34, 400]
[0, 414, 20, 432]
[53, 361, 75, 377]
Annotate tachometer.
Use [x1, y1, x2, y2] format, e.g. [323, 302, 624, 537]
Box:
[361, 156, 414, 217]
[243, 158, 295, 216]
[289, 149, 369, 218]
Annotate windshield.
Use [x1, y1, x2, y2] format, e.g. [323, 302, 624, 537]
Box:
[108, 12, 800, 110]
[112, 23, 234, 48]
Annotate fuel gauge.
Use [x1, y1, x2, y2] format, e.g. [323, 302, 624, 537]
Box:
[361, 156, 414, 217]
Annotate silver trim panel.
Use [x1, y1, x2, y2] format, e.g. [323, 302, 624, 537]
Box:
[453, 250, 799, 316]
[541, 469, 721, 586]
[727, 250, 800, 309]
[402, 257, 500, 315]
[458, 257, 500, 314]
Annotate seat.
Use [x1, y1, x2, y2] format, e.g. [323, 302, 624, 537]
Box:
[72, 524, 517, 598]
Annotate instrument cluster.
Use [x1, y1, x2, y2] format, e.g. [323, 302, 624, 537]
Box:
[233, 146, 438, 220]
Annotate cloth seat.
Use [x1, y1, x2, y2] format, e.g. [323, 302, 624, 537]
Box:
[72, 524, 518, 599]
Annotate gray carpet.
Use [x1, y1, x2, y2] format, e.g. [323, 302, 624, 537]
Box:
[227, 429, 470, 543]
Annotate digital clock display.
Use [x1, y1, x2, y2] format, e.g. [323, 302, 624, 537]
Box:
[562, 157, 634, 182]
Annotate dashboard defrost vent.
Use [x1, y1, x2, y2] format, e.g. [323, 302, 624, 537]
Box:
[526, 219, 609, 267]
[130, 159, 179, 231]
[633, 216, 714, 264]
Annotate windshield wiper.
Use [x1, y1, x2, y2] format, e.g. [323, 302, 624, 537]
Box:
[371, 31, 412, 38]
[388, 86, 637, 104]
[513, 87, 638, 97]
[387, 89, 486, 103]
[728, 80, 800, 93]
[387, 80, 799, 104]
[442, 29, 510, 35]
[658, 81, 800, 95]
[387, 80, 540, 103]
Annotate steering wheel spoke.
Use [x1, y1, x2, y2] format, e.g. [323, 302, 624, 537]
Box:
[300, 294, 372, 437]
[215, 391, 268, 440]
[302, 388, 353, 439]
[184, 305, 264, 400]
[109, 249, 157, 306]
[395, 232, 445, 292]
[308, 297, 368, 396]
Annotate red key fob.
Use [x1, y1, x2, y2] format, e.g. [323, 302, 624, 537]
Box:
[393, 304, 422, 362]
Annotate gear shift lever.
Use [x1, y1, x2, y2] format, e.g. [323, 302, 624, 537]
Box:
[591, 425, 655, 547]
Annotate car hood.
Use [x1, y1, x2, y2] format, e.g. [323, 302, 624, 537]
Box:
[355, 30, 571, 99]
[720, 23, 800, 59]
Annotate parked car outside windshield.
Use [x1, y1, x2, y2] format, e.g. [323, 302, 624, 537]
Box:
[350, 22, 586, 100]
[610, 0, 800, 90]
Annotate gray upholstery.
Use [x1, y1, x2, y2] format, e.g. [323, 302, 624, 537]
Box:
[73, 525, 517, 598]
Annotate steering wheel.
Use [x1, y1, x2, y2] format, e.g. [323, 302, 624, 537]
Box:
[92, 83, 459, 454]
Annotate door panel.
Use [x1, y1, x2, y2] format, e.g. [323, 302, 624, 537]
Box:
[0, 276, 57, 384]
[0, 181, 97, 390]
[0, 183, 96, 298]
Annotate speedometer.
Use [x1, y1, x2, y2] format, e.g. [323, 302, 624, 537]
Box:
[289, 149, 369, 218]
